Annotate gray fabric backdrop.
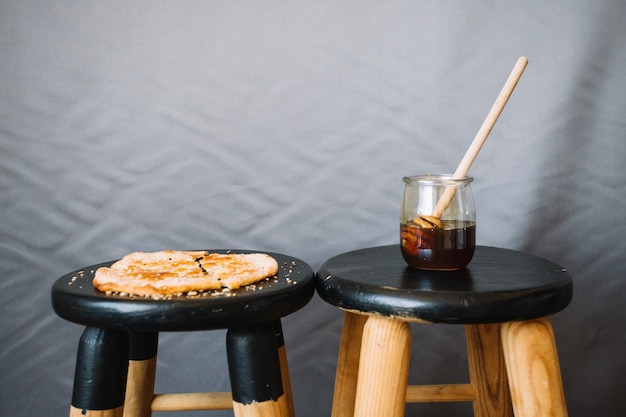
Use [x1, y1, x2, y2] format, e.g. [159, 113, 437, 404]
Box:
[2, 2, 625, 416]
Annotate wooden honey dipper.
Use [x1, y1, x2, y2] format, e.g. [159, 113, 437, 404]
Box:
[417, 56, 529, 229]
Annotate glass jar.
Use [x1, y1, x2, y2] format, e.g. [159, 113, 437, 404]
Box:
[400, 174, 476, 270]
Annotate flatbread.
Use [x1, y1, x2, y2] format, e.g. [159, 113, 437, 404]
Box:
[93, 250, 279, 297]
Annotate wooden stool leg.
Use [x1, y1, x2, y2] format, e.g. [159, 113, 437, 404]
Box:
[331, 312, 367, 417]
[272, 320, 295, 417]
[353, 316, 411, 417]
[70, 327, 129, 417]
[227, 323, 289, 417]
[501, 318, 568, 417]
[123, 332, 158, 417]
[466, 324, 513, 417]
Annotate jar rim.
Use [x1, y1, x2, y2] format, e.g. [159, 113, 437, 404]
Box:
[402, 174, 474, 185]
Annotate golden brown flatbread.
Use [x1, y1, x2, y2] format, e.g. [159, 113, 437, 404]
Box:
[93, 250, 279, 297]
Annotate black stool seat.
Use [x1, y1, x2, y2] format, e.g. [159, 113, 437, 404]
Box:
[316, 245, 572, 324]
[52, 250, 315, 332]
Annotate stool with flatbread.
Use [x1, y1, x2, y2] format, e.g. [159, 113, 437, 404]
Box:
[51, 249, 315, 417]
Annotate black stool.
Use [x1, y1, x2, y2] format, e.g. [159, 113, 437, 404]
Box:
[51, 250, 315, 417]
[316, 245, 572, 417]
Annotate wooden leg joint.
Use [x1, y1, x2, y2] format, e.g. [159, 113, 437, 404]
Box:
[227, 323, 290, 417]
[329, 316, 568, 417]
[501, 318, 568, 417]
[353, 315, 411, 417]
